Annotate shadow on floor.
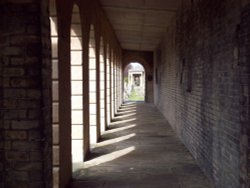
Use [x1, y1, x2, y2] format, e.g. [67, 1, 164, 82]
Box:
[71, 102, 212, 188]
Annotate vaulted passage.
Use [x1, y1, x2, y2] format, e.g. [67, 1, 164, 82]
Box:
[0, 1, 250, 188]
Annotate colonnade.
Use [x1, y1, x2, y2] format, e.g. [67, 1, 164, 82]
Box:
[49, 2, 123, 187]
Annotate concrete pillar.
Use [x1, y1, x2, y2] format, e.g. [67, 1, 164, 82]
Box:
[70, 4, 84, 163]
[113, 54, 117, 114]
[95, 30, 101, 142]
[50, 0, 60, 186]
[99, 38, 105, 133]
[82, 24, 90, 160]
[110, 50, 114, 120]
[106, 44, 111, 127]
[89, 25, 97, 147]
[104, 42, 108, 130]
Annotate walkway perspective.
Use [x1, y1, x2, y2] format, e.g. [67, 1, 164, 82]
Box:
[71, 102, 212, 188]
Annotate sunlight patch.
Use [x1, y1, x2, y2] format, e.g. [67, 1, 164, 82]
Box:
[83, 146, 136, 169]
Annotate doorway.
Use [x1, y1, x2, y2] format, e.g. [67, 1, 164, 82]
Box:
[124, 62, 145, 102]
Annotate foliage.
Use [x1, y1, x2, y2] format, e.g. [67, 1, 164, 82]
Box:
[124, 77, 128, 84]
[127, 90, 144, 101]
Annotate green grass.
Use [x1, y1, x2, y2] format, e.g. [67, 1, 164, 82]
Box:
[128, 90, 144, 101]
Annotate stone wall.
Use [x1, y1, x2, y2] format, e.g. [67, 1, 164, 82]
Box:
[154, 0, 250, 187]
[0, 1, 52, 187]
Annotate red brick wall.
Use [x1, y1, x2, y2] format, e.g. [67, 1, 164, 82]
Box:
[154, 1, 250, 187]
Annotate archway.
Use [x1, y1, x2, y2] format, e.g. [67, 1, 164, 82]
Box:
[123, 51, 154, 103]
[124, 62, 145, 102]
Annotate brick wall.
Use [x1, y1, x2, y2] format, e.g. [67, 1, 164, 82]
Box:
[41, 0, 53, 187]
[154, 0, 250, 187]
[239, 3, 250, 185]
[0, 5, 4, 187]
[0, 1, 52, 187]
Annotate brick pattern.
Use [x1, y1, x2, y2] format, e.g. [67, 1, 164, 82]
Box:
[0, 1, 52, 187]
[0, 5, 5, 187]
[41, 0, 53, 187]
[239, 4, 250, 186]
[155, 1, 250, 187]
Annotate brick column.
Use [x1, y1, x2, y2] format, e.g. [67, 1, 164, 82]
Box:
[0, 1, 52, 187]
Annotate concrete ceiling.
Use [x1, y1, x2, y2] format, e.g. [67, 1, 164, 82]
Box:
[99, 0, 181, 51]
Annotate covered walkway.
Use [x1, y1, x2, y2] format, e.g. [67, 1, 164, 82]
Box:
[71, 102, 212, 188]
[1, 0, 249, 187]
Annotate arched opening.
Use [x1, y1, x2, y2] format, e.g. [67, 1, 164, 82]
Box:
[89, 25, 97, 147]
[124, 62, 145, 102]
[70, 4, 84, 163]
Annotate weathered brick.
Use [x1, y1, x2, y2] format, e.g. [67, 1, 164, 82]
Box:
[155, 1, 250, 187]
[29, 170, 43, 181]
[2, 47, 23, 56]
[27, 109, 40, 119]
[29, 182, 44, 188]
[17, 100, 40, 108]
[27, 25, 40, 34]
[30, 151, 42, 161]
[26, 89, 41, 99]
[4, 181, 28, 188]
[12, 141, 41, 151]
[4, 141, 11, 150]
[10, 36, 40, 46]
[11, 120, 39, 130]
[4, 110, 27, 119]
[4, 131, 27, 140]
[10, 57, 25, 65]
[13, 162, 43, 171]
[3, 68, 25, 77]
[1, 1, 52, 186]
[28, 130, 43, 141]
[4, 88, 26, 98]
[6, 171, 29, 181]
[10, 78, 39, 87]
[5, 152, 29, 161]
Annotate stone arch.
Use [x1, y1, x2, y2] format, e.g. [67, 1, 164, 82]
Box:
[123, 51, 154, 103]
[124, 62, 146, 102]
[123, 56, 151, 76]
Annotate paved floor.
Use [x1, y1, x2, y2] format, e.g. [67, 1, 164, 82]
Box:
[71, 102, 212, 188]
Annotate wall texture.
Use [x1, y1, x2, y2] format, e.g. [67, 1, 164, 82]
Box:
[0, 1, 52, 187]
[154, 0, 250, 187]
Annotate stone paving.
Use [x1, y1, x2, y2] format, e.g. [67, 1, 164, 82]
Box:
[71, 102, 213, 188]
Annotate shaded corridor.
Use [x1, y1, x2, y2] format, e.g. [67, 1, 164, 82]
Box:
[71, 102, 212, 188]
